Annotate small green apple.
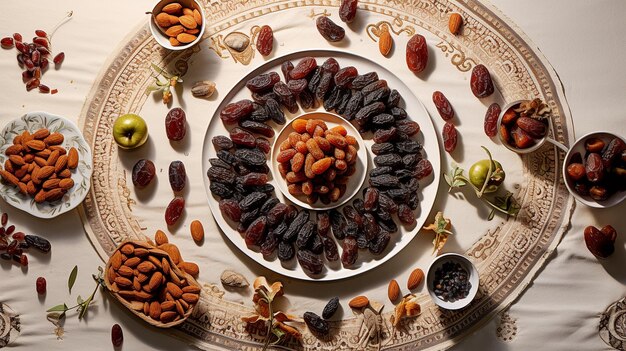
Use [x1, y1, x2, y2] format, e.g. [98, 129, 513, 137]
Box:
[113, 114, 149, 149]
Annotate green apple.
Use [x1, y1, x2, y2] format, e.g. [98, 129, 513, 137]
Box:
[113, 114, 149, 149]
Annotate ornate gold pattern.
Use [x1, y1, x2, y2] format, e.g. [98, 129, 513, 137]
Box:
[78, 0, 574, 349]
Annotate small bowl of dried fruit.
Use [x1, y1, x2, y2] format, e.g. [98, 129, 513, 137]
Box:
[563, 131, 626, 208]
[272, 112, 367, 210]
[148, 0, 205, 50]
[426, 253, 479, 310]
[497, 98, 568, 154]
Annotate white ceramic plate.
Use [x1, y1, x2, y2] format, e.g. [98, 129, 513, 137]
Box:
[202, 49, 441, 281]
[270, 112, 368, 210]
[0, 112, 93, 218]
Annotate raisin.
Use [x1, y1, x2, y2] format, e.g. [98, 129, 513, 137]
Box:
[230, 127, 256, 147]
[378, 193, 398, 213]
[322, 58, 340, 74]
[239, 192, 268, 212]
[208, 166, 236, 184]
[210, 182, 233, 198]
[168, 161, 186, 192]
[132, 159, 156, 187]
[470, 64, 494, 98]
[239, 173, 269, 187]
[343, 91, 363, 120]
[343, 205, 363, 230]
[371, 113, 394, 127]
[317, 212, 331, 237]
[329, 209, 347, 240]
[369, 231, 390, 254]
[355, 102, 386, 125]
[432, 91, 454, 121]
[272, 222, 289, 240]
[334, 66, 358, 88]
[278, 241, 295, 261]
[219, 198, 241, 222]
[260, 233, 278, 257]
[287, 78, 308, 96]
[239, 120, 275, 138]
[402, 153, 420, 169]
[212, 135, 234, 150]
[363, 87, 390, 106]
[296, 221, 316, 249]
[406, 34, 428, 73]
[267, 203, 289, 227]
[245, 216, 267, 246]
[164, 197, 185, 226]
[385, 188, 410, 204]
[297, 250, 324, 275]
[234, 148, 266, 166]
[586, 153, 605, 183]
[407, 192, 419, 210]
[484, 103, 501, 137]
[24, 235, 50, 253]
[374, 154, 402, 168]
[315, 71, 334, 100]
[341, 236, 358, 266]
[387, 89, 401, 108]
[304, 311, 329, 335]
[220, 99, 254, 124]
[322, 236, 339, 261]
[369, 174, 400, 188]
[246, 72, 280, 93]
[36, 276, 47, 294]
[256, 25, 273, 56]
[165, 108, 187, 141]
[289, 57, 317, 80]
[284, 211, 310, 243]
[397, 203, 415, 225]
[336, 89, 352, 115]
[443, 122, 458, 153]
[371, 142, 395, 155]
[369, 166, 393, 177]
[390, 106, 408, 120]
[351, 72, 378, 90]
[299, 89, 316, 109]
[255, 137, 271, 154]
[323, 87, 343, 111]
[281, 60, 294, 82]
[273, 81, 298, 113]
[339, 0, 358, 23]
[240, 208, 260, 227]
[322, 297, 339, 319]
[250, 104, 270, 122]
[111, 324, 124, 348]
[252, 91, 278, 105]
[266, 98, 286, 124]
[396, 140, 422, 154]
[316, 16, 345, 42]
[363, 187, 379, 211]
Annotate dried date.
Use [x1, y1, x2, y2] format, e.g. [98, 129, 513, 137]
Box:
[230, 127, 256, 148]
[304, 311, 329, 335]
[265, 98, 286, 124]
[208, 166, 236, 184]
[212, 135, 234, 151]
[220, 99, 254, 124]
[406, 34, 428, 73]
[219, 198, 241, 222]
[245, 216, 267, 246]
[256, 25, 274, 56]
[132, 159, 156, 187]
[168, 161, 186, 192]
[165, 108, 187, 141]
[239, 120, 275, 138]
[278, 241, 295, 261]
[339, 0, 358, 23]
[316, 16, 345, 42]
[432, 91, 454, 121]
[234, 148, 266, 166]
[165, 197, 185, 226]
[442, 122, 458, 153]
[350, 72, 378, 90]
[281, 61, 294, 82]
[470, 64, 494, 98]
[297, 250, 324, 275]
[273, 81, 298, 113]
[334, 66, 358, 88]
[246, 72, 280, 93]
[484, 103, 501, 137]
[341, 237, 358, 266]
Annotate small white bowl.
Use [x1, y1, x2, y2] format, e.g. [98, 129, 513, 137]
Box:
[426, 253, 479, 310]
[149, 0, 205, 51]
[270, 112, 367, 211]
[563, 131, 626, 208]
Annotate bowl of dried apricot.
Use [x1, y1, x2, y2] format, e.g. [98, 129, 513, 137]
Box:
[149, 0, 205, 50]
[563, 131, 626, 208]
[272, 112, 367, 210]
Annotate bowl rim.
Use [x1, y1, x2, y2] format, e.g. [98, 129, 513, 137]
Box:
[425, 252, 479, 310]
[496, 99, 549, 154]
[148, 0, 206, 51]
[269, 111, 368, 211]
[562, 130, 626, 208]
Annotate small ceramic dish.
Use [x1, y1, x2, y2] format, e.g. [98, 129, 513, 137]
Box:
[148, 0, 205, 51]
[562, 131, 626, 208]
[497, 100, 568, 154]
[104, 240, 201, 328]
[426, 253, 479, 310]
[0, 112, 92, 219]
[270, 111, 367, 210]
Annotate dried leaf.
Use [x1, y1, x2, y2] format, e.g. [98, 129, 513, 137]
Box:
[220, 270, 249, 288]
[68, 265, 78, 294]
[47, 303, 68, 313]
[423, 211, 453, 254]
[391, 294, 421, 327]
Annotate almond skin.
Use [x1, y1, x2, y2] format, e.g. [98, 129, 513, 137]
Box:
[407, 268, 425, 290]
[67, 147, 79, 169]
[190, 220, 204, 243]
[388, 279, 400, 302]
[449, 13, 463, 35]
[348, 295, 370, 309]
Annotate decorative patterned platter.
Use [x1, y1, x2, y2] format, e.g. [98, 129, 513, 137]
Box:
[0, 112, 92, 219]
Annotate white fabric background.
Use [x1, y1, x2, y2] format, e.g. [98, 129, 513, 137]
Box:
[0, 1, 624, 350]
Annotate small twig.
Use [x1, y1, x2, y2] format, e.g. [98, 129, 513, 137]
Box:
[49, 11, 74, 42]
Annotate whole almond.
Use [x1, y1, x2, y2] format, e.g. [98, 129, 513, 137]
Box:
[120, 243, 134, 255]
[165, 25, 184, 37]
[155, 12, 172, 28]
[193, 9, 202, 25]
[134, 291, 152, 302]
[143, 302, 150, 315]
[407, 268, 425, 290]
[4, 160, 14, 173]
[348, 295, 370, 309]
[182, 8, 193, 16]
[5, 145, 23, 155]
[44, 188, 65, 202]
[117, 265, 134, 277]
[34, 190, 46, 203]
[159, 243, 181, 264]
[42, 178, 61, 190]
[114, 276, 132, 288]
[17, 182, 27, 194]
[176, 33, 197, 44]
[449, 13, 463, 35]
[46, 150, 60, 166]
[34, 156, 47, 167]
[379, 25, 393, 57]
[160, 311, 177, 323]
[134, 248, 149, 257]
[26, 181, 37, 195]
[58, 169, 71, 178]
[179, 299, 189, 310]
[175, 300, 185, 316]
[161, 301, 176, 311]
[67, 147, 79, 169]
[129, 300, 144, 311]
[167, 14, 180, 26]
[38, 165, 55, 179]
[12, 135, 22, 145]
[185, 28, 199, 35]
[169, 37, 181, 46]
[0, 170, 20, 186]
[58, 178, 74, 190]
[182, 285, 201, 294]
[161, 258, 171, 276]
[162, 3, 182, 15]
[35, 149, 52, 158]
[26, 140, 46, 151]
[178, 261, 199, 277]
[33, 128, 50, 140]
[148, 271, 164, 291]
[179, 15, 197, 30]
[182, 293, 199, 304]
[149, 301, 162, 320]
[23, 154, 34, 163]
[124, 256, 142, 268]
[9, 155, 25, 166]
[48, 145, 66, 154]
[190, 220, 204, 243]
[136, 273, 149, 284]
[148, 255, 163, 270]
[20, 173, 31, 183]
[388, 279, 400, 302]
[44, 133, 63, 145]
[166, 282, 183, 298]
[133, 277, 142, 291]
[137, 261, 156, 274]
[110, 251, 123, 270]
[155, 230, 168, 245]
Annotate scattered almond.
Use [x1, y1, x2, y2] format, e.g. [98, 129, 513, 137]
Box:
[154, 230, 169, 245]
[449, 13, 463, 35]
[388, 279, 400, 302]
[190, 220, 204, 243]
[67, 147, 79, 169]
[178, 261, 199, 277]
[348, 295, 370, 309]
[407, 268, 425, 290]
[378, 24, 393, 57]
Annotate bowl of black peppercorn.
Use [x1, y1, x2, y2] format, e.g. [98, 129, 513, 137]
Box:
[426, 253, 479, 310]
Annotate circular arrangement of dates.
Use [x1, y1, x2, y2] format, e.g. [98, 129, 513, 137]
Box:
[202, 50, 441, 280]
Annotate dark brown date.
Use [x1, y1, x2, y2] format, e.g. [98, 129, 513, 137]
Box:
[406, 34, 428, 73]
[168, 161, 186, 192]
[470, 64, 494, 98]
[585, 153, 604, 183]
[316, 16, 345, 42]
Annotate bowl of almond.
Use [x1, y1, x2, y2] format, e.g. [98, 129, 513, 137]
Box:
[149, 0, 205, 50]
[0, 112, 93, 218]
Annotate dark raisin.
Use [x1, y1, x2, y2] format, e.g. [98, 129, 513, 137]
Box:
[296, 221, 316, 249]
[239, 192, 268, 212]
[168, 161, 186, 192]
[355, 102, 386, 126]
[323, 87, 343, 111]
[212, 135, 234, 151]
[281, 60, 294, 82]
[240, 208, 260, 227]
[297, 250, 324, 275]
[164, 197, 185, 226]
[239, 120, 275, 138]
[316, 16, 345, 42]
[304, 311, 329, 335]
[398, 203, 415, 224]
[208, 166, 236, 184]
[396, 140, 422, 154]
[371, 113, 394, 127]
[273, 81, 298, 113]
[335, 89, 352, 115]
[278, 241, 295, 261]
[396, 119, 420, 136]
[234, 148, 266, 166]
[24, 235, 51, 253]
[363, 87, 390, 106]
[250, 104, 270, 122]
[343, 205, 363, 230]
[390, 106, 408, 120]
[374, 154, 402, 168]
[343, 90, 363, 120]
[328, 209, 347, 240]
[266, 98, 286, 124]
[260, 233, 278, 257]
[245, 216, 267, 246]
[251, 91, 278, 105]
[341, 237, 358, 266]
[272, 222, 288, 240]
[210, 182, 233, 198]
[385, 188, 410, 203]
[209, 158, 232, 170]
[283, 211, 310, 243]
[322, 297, 339, 319]
[350, 72, 378, 90]
[246, 72, 280, 93]
[369, 174, 400, 188]
[376, 217, 397, 233]
[362, 80, 388, 96]
[369, 166, 393, 177]
[356, 234, 369, 249]
[310, 234, 324, 254]
[299, 89, 316, 109]
[387, 89, 401, 108]
[316, 71, 334, 100]
[287, 78, 308, 96]
[369, 231, 390, 254]
[219, 199, 241, 222]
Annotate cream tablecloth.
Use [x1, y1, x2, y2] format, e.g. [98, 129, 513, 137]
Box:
[0, 0, 625, 350]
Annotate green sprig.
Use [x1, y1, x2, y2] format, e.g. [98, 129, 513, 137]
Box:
[47, 266, 105, 322]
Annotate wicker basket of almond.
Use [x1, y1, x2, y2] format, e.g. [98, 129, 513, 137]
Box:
[104, 240, 201, 328]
